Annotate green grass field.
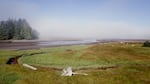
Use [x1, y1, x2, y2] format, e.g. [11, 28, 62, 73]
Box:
[0, 43, 150, 84]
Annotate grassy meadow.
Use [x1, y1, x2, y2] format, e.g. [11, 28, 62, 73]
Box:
[0, 43, 150, 84]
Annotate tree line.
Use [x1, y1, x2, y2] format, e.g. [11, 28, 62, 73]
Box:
[0, 18, 39, 40]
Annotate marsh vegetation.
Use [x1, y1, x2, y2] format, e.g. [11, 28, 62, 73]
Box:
[0, 42, 150, 84]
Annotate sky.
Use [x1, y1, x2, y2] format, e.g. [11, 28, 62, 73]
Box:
[0, 0, 150, 40]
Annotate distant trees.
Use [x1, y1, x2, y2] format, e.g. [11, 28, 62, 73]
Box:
[143, 41, 150, 47]
[0, 18, 39, 40]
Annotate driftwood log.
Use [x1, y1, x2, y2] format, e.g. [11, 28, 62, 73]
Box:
[61, 67, 88, 76]
[23, 64, 37, 70]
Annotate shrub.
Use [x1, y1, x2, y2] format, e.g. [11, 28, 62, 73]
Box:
[143, 41, 150, 47]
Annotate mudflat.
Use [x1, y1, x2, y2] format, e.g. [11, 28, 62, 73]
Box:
[0, 40, 96, 50]
[0, 41, 39, 50]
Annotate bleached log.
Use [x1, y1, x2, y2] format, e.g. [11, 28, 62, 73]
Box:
[72, 72, 88, 75]
[23, 64, 37, 70]
[61, 67, 88, 76]
[61, 67, 73, 76]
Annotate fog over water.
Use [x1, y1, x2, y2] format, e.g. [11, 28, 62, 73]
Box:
[0, 0, 150, 40]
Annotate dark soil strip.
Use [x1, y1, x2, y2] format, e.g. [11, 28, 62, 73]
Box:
[6, 52, 47, 64]
[29, 65, 119, 71]
[74, 65, 119, 71]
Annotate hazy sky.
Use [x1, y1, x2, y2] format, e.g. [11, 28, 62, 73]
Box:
[0, 0, 150, 40]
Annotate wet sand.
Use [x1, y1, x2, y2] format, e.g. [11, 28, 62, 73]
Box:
[0, 42, 40, 50]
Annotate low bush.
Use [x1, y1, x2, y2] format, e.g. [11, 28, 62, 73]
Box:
[143, 41, 150, 47]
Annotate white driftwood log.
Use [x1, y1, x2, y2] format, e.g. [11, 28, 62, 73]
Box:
[61, 67, 88, 76]
[72, 72, 88, 75]
[61, 67, 73, 76]
[23, 64, 37, 70]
